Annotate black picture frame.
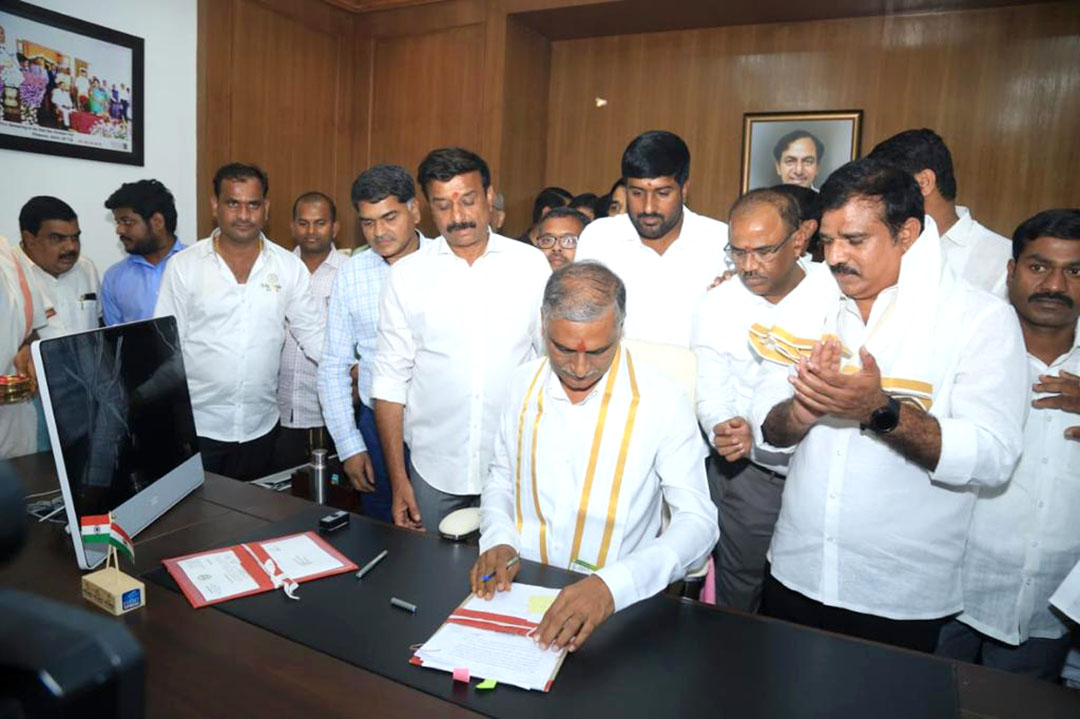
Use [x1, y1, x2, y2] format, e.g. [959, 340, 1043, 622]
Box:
[0, 0, 144, 166]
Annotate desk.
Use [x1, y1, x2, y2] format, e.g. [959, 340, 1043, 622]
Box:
[3, 452, 1078, 718]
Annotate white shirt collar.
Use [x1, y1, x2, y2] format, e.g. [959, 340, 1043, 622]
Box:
[941, 206, 974, 246]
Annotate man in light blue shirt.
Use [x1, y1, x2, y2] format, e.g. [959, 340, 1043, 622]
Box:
[101, 179, 185, 325]
[318, 165, 428, 521]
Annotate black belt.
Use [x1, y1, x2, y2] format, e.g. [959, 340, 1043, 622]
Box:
[748, 460, 786, 482]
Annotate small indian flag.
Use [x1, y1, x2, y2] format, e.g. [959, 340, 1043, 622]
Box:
[81, 513, 135, 564]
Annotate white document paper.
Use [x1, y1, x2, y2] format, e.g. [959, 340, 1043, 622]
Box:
[259, 534, 344, 581]
[1050, 560, 1080, 624]
[415, 583, 565, 691]
[177, 549, 260, 602]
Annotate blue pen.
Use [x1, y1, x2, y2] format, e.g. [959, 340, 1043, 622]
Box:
[481, 556, 519, 583]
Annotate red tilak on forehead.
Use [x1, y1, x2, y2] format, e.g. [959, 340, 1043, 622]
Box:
[451, 192, 460, 202]
[575, 340, 587, 352]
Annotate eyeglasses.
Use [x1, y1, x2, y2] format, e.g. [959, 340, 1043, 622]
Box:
[536, 234, 578, 250]
[724, 230, 795, 263]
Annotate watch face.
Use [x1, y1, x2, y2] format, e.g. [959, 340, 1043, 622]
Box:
[871, 398, 901, 432]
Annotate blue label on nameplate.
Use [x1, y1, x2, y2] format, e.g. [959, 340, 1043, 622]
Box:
[122, 588, 141, 611]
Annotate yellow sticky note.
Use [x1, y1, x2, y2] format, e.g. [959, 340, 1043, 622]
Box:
[527, 594, 556, 615]
[477, 678, 497, 690]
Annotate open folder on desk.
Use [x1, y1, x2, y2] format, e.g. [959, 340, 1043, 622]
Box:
[411, 583, 567, 692]
[162, 531, 357, 608]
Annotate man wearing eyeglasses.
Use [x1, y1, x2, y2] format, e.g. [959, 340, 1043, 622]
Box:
[691, 187, 821, 612]
[532, 206, 589, 270]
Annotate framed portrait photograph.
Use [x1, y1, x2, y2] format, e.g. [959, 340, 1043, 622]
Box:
[0, 0, 143, 165]
[740, 110, 862, 193]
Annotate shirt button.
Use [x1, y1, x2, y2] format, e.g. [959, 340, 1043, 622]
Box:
[1037, 501, 1045, 509]
[1025, 578, 1033, 586]
[828, 493, 837, 500]
[1041, 457, 1049, 464]
[1031, 541, 1039, 549]
[826, 535, 834, 542]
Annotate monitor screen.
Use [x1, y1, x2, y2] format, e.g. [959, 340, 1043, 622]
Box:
[34, 317, 203, 569]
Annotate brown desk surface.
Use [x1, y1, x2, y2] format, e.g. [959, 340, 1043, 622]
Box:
[3, 452, 1078, 718]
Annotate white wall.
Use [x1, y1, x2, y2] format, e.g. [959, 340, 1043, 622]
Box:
[0, 0, 196, 274]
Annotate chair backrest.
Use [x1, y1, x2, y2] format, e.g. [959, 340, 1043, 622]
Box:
[622, 339, 697, 403]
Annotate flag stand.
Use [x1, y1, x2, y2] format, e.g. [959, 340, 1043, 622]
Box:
[80, 513, 146, 616]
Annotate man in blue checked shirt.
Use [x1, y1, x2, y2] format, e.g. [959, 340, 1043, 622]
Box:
[317, 165, 428, 521]
[101, 180, 185, 325]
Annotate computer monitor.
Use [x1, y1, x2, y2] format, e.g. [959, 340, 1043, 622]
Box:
[32, 316, 204, 570]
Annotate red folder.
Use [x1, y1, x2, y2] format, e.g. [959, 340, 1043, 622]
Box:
[162, 531, 357, 608]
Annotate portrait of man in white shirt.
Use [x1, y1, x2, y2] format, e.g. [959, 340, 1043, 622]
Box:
[472, 261, 717, 652]
[574, 130, 729, 347]
[17, 195, 101, 339]
[155, 163, 325, 481]
[371, 147, 551, 532]
[749, 158, 1027, 653]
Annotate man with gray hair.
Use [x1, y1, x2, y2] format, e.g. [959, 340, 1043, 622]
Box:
[470, 261, 718, 652]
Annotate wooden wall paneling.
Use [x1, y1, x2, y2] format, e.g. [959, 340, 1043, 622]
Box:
[198, 0, 362, 248]
[544, 2, 1080, 236]
[494, 15, 551, 236]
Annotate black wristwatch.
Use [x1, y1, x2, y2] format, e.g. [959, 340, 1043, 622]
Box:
[862, 395, 901, 434]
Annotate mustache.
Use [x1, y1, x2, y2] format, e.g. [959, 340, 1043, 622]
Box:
[829, 263, 860, 277]
[1029, 292, 1074, 308]
[637, 213, 663, 222]
[740, 271, 765, 281]
[59, 252, 78, 261]
[446, 221, 476, 233]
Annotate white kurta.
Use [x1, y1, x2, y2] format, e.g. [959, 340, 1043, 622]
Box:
[957, 337, 1080, 644]
[154, 233, 325, 442]
[17, 246, 100, 338]
[0, 236, 48, 458]
[939, 206, 1012, 298]
[371, 234, 551, 495]
[691, 258, 823, 474]
[748, 220, 1028, 620]
[574, 207, 729, 347]
[480, 347, 718, 612]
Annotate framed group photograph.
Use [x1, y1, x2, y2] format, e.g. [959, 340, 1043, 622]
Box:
[740, 110, 862, 193]
[0, 0, 143, 165]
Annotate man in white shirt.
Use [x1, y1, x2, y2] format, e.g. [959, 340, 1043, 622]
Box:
[0, 235, 48, 458]
[318, 165, 430, 522]
[273, 192, 346, 470]
[155, 163, 325, 481]
[691, 188, 819, 613]
[870, 129, 1012, 296]
[749, 158, 1027, 652]
[938, 208, 1080, 680]
[372, 147, 550, 531]
[17, 196, 101, 338]
[574, 131, 729, 346]
[471, 262, 717, 652]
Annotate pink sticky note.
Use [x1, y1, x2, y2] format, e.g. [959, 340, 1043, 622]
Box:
[452, 667, 470, 683]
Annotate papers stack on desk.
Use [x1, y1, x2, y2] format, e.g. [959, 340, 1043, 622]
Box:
[411, 583, 567, 691]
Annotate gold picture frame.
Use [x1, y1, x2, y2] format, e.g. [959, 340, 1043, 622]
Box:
[740, 110, 862, 194]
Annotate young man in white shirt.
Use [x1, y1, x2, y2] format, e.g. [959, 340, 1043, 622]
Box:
[471, 261, 717, 652]
[318, 165, 429, 522]
[691, 188, 819, 613]
[938, 208, 1080, 680]
[273, 192, 346, 470]
[870, 129, 1012, 297]
[574, 131, 729, 347]
[749, 158, 1027, 652]
[17, 196, 101, 338]
[531, 206, 589, 271]
[155, 163, 325, 481]
[372, 147, 550, 532]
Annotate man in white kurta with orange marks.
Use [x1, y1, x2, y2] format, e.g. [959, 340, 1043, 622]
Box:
[470, 261, 718, 653]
